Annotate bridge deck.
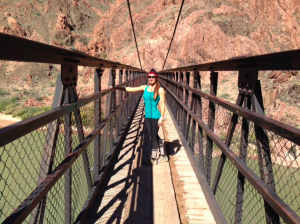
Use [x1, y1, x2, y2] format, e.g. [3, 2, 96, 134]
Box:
[86, 100, 215, 224]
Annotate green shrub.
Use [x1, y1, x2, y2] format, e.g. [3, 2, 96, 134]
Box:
[11, 108, 26, 118]
[20, 107, 40, 120]
[27, 90, 40, 99]
[0, 88, 10, 96]
[0, 99, 17, 112]
[10, 106, 52, 120]
[220, 93, 231, 99]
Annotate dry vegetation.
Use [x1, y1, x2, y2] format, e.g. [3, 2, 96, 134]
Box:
[0, 0, 299, 127]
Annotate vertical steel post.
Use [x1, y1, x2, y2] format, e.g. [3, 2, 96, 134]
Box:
[64, 90, 72, 224]
[252, 80, 279, 224]
[192, 69, 205, 169]
[72, 89, 93, 191]
[175, 72, 180, 122]
[31, 73, 65, 224]
[61, 64, 80, 224]
[119, 69, 123, 103]
[182, 71, 187, 138]
[197, 70, 205, 170]
[172, 72, 176, 92]
[126, 70, 129, 119]
[190, 72, 196, 153]
[205, 71, 218, 184]
[94, 68, 103, 177]
[130, 70, 134, 111]
[185, 72, 191, 141]
[234, 95, 251, 224]
[60, 65, 93, 192]
[179, 72, 184, 129]
[117, 69, 123, 136]
[212, 93, 244, 194]
[110, 67, 117, 152]
[132, 70, 136, 105]
[171, 72, 176, 111]
[102, 69, 112, 160]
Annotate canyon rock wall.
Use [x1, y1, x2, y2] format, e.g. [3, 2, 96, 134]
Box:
[0, 0, 299, 126]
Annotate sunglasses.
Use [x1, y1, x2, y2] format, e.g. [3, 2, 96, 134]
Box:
[148, 76, 157, 79]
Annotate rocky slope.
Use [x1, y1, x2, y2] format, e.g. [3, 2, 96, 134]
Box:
[0, 0, 299, 126]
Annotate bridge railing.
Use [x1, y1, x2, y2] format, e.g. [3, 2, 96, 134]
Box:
[160, 49, 300, 224]
[0, 33, 146, 223]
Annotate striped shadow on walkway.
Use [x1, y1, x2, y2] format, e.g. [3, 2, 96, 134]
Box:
[85, 99, 216, 224]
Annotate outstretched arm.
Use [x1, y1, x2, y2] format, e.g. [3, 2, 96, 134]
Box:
[125, 85, 146, 92]
[109, 85, 146, 92]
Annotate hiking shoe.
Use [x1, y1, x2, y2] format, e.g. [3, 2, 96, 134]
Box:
[157, 156, 168, 164]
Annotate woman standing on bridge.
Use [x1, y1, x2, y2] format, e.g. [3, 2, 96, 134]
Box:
[109, 69, 167, 165]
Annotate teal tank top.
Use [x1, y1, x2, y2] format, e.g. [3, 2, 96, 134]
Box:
[143, 86, 161, 119]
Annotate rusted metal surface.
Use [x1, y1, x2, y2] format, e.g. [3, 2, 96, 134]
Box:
[205, 72, 218, 183]
[161, 48, 300, 72]
[94, 68, 103, 180]
[0, 33, 145, 72]
[212, 94, 243, 194]
[0, 33, 148, 224]
[160, 81, 300, 224]
[159, 76, 300, 146]
[0, 77, 143, 148]
[2, 85, 144, 224]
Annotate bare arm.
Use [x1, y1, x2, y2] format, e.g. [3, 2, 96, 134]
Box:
[158, 88, 166, 127]
[109, 85, 146, 92]
[125, 85, 146, 92]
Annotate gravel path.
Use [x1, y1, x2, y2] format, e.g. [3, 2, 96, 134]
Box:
[0, 114, 21, 129]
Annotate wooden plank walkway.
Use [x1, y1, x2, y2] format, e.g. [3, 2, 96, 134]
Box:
[86, 99, 215, 223]
[162, 108, 216, 224]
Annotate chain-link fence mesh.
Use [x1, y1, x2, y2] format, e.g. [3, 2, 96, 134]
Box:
[161, 73, 300, 223]
[0, 71, 145, 223]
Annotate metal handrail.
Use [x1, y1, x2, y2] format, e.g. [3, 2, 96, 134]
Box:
[2, 90, 142, 223]
[0, 78, 142, 147]
[159, 76, 300, 146]
[161, 81, 300, 224]
[0, 33, 145, 71]
[159, 49, 300, 223]
[0, 34, 146, 223]
[160, 48, 300, 72]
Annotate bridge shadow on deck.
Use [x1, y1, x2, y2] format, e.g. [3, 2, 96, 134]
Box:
[86, 102, 155, 224]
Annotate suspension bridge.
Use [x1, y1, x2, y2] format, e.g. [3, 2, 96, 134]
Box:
[1, 1, 300, 223]
[1, 31, 300, 224]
